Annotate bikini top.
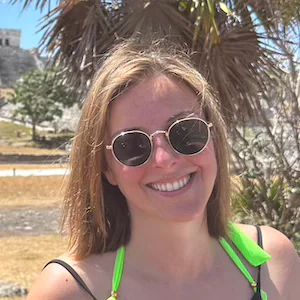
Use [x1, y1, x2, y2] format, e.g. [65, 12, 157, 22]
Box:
[44, 223, 271, 300]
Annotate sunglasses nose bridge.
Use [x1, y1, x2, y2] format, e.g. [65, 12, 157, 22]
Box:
[149, 129, 181, 168]
[149, 129, 174, 154]
[149, 130, 168, 141]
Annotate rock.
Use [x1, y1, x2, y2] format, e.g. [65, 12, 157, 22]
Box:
[0, 208, 60, 237]
[0, 281, 28, 297]
[24, 226, 33, 231]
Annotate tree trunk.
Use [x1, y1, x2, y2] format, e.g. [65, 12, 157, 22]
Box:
[32, 121, 37, 141]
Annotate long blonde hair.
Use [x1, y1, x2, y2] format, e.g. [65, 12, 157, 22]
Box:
[62, 40, 231, 259]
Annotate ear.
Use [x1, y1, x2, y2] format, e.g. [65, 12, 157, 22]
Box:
[103, 168, 118, 186]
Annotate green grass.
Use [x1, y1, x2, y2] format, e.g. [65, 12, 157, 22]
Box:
[0, 121, 73, 149]
[0, 121, 32, 140]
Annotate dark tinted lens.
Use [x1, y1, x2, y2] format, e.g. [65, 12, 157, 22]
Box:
[113, 132, 151, 166]
[169, 119, 209, 155]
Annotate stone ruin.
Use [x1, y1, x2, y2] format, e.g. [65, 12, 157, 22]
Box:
[0, 28, 46, 89]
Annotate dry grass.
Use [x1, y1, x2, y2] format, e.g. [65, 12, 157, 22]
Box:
[0, 176, 66, 208]
[0, 235, 68, 300]
[0, 172, 69, 299]
[0, 145, 68, 155]
[0, 164, 67, 170]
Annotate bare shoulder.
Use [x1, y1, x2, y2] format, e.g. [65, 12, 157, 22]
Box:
[237, 223, 300, 299]
[259, 225, 300, 299]
[26, 252, 114, 300]
[259, 226, 298, 259]
[26, 256, 88, 300]
[236, 223, 298, 255]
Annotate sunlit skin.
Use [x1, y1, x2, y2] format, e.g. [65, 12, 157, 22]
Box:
[26, 75, 300, 300]
[104, 75, 218, 224]
[102, 75, 220, 286]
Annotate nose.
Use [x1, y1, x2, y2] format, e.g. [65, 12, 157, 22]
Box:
[151, 134, 180, 169]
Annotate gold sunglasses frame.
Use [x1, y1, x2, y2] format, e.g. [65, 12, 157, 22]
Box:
[106, 117, 213, 167]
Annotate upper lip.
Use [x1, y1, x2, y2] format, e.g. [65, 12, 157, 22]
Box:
[146, 172, 195, 186]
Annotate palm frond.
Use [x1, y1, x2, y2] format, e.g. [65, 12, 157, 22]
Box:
[192, 24, 281, 121]
[39, 0, 194, 91]
[9, 0, 58, 12]
[9, 0, 299, 122]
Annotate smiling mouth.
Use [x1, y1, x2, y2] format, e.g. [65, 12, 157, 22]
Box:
[148, 173, 194, 192]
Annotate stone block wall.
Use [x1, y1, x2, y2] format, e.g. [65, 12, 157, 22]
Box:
[0, 29, 21, 48]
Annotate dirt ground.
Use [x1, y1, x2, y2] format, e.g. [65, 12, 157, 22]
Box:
[0, 206, 63, 299]
[0, 207, 59, 237]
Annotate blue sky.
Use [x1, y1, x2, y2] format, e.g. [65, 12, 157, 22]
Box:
[0, 1, 45, 49]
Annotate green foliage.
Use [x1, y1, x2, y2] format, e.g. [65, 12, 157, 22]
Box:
[230, 50, 299, 253]
[8, 68, 78, 140]
[10, 0, 300, 123]
[231, 122, 300, 253]
[232, 176, 300, 254]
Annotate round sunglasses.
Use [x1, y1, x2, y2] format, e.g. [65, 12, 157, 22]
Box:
[106, 117, 213, 167]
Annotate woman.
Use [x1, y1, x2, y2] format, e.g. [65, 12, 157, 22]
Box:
[27, 40, 299, 300]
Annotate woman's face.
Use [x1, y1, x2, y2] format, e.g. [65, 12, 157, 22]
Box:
[104, 75, 217, 222]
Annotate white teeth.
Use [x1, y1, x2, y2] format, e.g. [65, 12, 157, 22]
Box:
[150, 174, 192, 192]
[173, 181, 179, 190]
[166, 183, 173, 191]
[183, 176, 188, 185]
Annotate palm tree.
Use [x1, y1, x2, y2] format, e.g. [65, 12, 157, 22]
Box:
[10, 0, 300, 122]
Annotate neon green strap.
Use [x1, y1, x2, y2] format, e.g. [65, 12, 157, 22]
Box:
[220, 223, 271, 300]
[107, 246, 126, 300]
[220, 237, 256, 285]
[228, 222, 271, 267]
[257, 289, 268, 300]
[108, 224, 270, 300]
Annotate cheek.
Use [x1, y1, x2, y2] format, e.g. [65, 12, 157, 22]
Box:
[205, 141, 217, 161]
[110, 161, 147, 188]
[113, 166, 149, 204]
[191, 140, 217, 170]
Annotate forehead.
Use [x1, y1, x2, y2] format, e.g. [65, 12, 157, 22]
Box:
[108, 75, 199, 133]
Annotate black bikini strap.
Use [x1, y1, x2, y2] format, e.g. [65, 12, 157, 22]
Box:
[254, 225, 263, 293]
[43, 259, 98, 300]
[255, 225, 263, 248]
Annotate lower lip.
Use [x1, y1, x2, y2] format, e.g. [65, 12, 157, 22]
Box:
[148, 173, 195, 197]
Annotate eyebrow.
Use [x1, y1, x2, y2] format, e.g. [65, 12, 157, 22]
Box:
[111, 110, 198, 138]
[165, 110, 197, 128]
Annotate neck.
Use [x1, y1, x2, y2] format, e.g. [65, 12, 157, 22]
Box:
[125, 208, 220, 283]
